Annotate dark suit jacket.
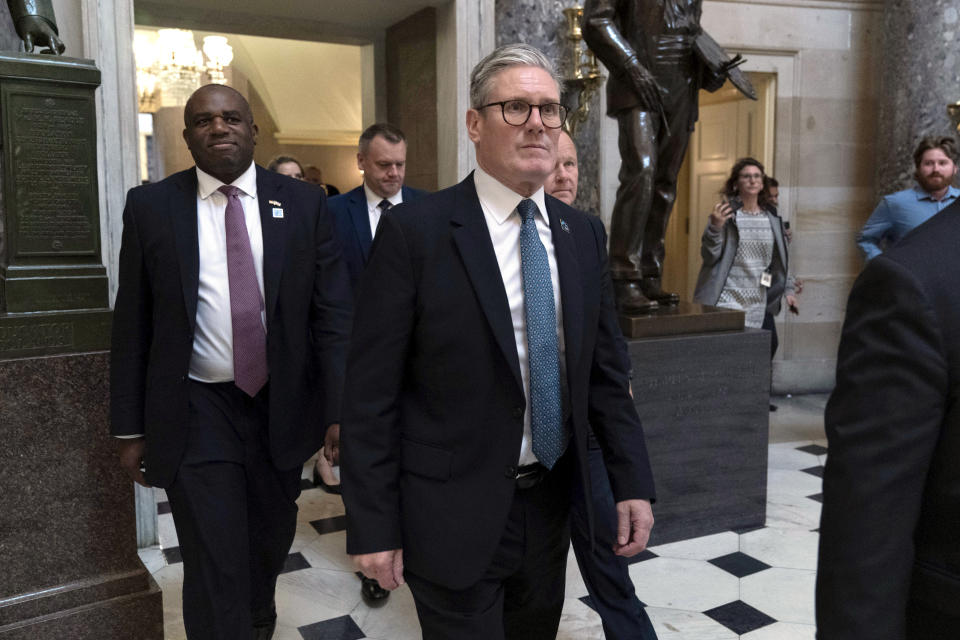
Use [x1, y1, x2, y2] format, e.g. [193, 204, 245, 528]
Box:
[327, 184, 427, 290]
[817, 202, 960, 638]
[110, 166, 352, 488]
[341, 173, 655, 590]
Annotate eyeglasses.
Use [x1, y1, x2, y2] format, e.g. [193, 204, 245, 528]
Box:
[738, 173, 763, 181]
[479, 100, 567, 129]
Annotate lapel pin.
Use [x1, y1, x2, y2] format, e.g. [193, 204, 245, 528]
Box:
[269, 199, 281, 206]
[560, 219, 570, 233]
[272, 207, 284, 219]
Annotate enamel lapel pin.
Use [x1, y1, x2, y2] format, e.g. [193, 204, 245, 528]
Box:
[269, 199, 284, 219]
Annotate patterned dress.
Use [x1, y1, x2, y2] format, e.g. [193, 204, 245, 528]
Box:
[717, 211, 774, 328]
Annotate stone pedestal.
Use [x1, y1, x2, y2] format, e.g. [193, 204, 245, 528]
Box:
[0, 353, 163, 639]
[630, 328, 769, 545]
[0, 52, 162, 640]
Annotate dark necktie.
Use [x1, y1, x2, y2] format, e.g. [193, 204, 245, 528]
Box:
[219, 185, 268, 397]
[517, 198, 564, 469]
[375, 199, 392, 235]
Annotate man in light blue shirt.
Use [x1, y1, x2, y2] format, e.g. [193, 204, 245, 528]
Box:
[858, 136, 959, 260]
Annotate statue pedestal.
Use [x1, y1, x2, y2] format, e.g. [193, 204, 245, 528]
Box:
[0, 54, 162, 639]
[0, 353, 163, 639]
[629, 327, 769, 545]
[619, 301, 745, 339]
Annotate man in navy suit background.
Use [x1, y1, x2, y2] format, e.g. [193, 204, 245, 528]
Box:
[327, 123, 428, 291]
[323, 122, 427, 602]
[111, 84, 352, 639]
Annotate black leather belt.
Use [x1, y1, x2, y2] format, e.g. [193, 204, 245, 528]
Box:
[515, 463, 548, 490]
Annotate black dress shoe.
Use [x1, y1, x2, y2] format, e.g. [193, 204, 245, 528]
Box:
[613, 279, 659, 314]
[312, 462, 342, 495]
[358, 573, 390, 606]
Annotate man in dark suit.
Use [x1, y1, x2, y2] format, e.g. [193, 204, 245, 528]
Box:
[341, 44, 656, 640]
[817, 201, 960, 639]
[327, 123, 427, 292]
[547, 130, 658, 639]
[324, 122, 426, 602]
[111, 84, 352, 640]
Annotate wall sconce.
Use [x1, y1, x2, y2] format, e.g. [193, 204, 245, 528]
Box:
[562, 6, 604, 137]
[948, 101, 960, 133]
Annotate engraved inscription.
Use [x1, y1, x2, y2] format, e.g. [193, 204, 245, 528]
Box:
[11, 94, 96, 255]
[0, 322, 74, 352]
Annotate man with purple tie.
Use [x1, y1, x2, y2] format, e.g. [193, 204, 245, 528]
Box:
[110, 84, 352, 640]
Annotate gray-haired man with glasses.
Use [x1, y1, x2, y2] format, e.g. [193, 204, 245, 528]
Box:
[341, 43, 655, 639]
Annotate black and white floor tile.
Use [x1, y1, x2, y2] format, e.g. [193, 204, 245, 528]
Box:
[139, 395, 829, 639]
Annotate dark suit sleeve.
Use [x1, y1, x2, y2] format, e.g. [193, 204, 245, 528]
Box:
[310, 195, 354, 428]
[816, 255, 948, 639]
[584, 216, 656, 502]
[110, 191, 152, 436]
[340, 212, 416, 554]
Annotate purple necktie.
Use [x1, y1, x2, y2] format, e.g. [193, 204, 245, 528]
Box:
[219, 185, 268, 396]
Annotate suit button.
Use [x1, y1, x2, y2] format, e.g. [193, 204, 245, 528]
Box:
[513, 406, 523, 419]
[505, 466, 517, 478]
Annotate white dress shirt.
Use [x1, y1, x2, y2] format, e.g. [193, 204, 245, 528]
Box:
[189, 162, 265, 383]
[474, 166, 566, 466]
[364, 183, 404, 239]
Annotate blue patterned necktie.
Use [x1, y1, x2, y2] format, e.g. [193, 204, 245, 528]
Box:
[517, 198, 564, 469]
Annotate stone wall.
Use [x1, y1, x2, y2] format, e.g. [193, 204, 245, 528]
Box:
[387, 8, 439, 192]
[702, 0, 883, 392]
[876, 0, 960, 193]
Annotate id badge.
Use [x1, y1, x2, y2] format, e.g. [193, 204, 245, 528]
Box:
[760, 271, 773, 288]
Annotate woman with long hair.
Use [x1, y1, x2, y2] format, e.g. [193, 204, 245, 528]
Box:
[693, 157, 797, 358]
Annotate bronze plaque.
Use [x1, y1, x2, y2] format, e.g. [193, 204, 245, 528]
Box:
[9, 89, 98, 257]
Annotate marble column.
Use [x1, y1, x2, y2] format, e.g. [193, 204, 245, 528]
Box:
[495, 0, 603, 217]
[876, 0, 960, 193]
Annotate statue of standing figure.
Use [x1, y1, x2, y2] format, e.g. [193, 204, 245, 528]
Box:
[583, 0, 753, 313]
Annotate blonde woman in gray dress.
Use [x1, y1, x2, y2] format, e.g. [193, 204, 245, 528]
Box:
[694, 158, 797, 360]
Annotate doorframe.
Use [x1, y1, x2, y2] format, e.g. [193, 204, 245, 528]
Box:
[108, 0, 495, 548]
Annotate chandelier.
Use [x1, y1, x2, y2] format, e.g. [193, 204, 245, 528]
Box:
[134, 29, 234, 112]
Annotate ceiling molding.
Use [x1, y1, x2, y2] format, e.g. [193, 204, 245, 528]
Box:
[274, 130, 362, 147]
[706, 0, 882, 10]
[135, 1, 378, 45]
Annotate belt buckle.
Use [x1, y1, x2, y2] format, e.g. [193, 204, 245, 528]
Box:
[516, 463, 545, 490]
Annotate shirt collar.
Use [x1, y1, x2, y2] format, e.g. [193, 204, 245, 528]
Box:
[364, 183, 403, 208]
[913, 185, 960, 202]
[196, 162, 258, 200]
[473, 165, 548, 226]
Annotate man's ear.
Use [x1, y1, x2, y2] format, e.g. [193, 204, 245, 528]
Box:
[251, 122, 259, 144]
[356, 152, 364, 172]
[466, 109, 482, 144]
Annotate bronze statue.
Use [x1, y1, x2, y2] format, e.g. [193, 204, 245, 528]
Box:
[8, 0, 63, 54]
[583, 0, 753, 313]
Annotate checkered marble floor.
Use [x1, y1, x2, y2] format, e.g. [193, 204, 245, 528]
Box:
[138, 394, 829, 639]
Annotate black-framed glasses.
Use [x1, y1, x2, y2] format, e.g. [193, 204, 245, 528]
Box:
[479, 100, 567, 129]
